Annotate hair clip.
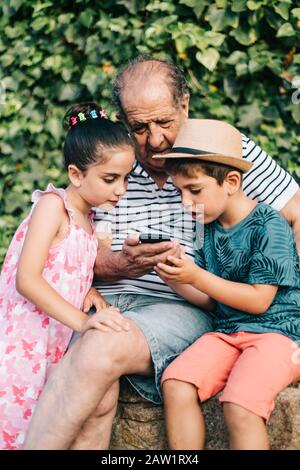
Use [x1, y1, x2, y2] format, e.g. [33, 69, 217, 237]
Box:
[90, 109, 98, 119]
[70, 108, 106, 128]
[78, 112, 87, 122]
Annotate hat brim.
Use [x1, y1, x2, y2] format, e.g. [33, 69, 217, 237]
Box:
[152, 152, 252, 173]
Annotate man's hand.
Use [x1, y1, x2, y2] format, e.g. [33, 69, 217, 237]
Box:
[80, 306, 131, 334]
[83, 287, 110, 313]
[94, 236, 181, 281]
[120, 237, 181, 278]
[155, 251, 199, 285]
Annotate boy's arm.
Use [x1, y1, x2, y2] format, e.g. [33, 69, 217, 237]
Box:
[280, 189, 300, 257]
[156, 255, 278, 315]
[161, 277, 215, 311]
[191, 268, 277, 314]
[16, 194, 89, 332]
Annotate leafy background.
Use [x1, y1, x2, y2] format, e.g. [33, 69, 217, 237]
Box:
[0, 0, 299, 266]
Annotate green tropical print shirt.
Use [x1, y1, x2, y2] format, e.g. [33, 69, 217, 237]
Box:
[194, 203, 300, 343]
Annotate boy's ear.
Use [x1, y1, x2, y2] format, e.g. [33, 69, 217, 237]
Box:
[68, 164, 84, 187]
[225, 171, 242, 195]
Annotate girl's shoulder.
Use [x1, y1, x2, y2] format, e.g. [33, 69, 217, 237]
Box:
[30, 184, 70, 217]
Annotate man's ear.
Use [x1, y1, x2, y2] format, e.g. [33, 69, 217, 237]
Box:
[225, 171, 242, 195]
[181, 93, 190, 118]
[68, 164, 84, 187]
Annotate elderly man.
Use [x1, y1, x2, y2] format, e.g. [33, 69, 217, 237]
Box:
[24, 55, 300, 449]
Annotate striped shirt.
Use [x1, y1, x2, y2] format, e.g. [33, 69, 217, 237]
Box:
[93, 135, 299, 299]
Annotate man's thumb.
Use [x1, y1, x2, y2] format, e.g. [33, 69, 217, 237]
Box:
[125, 234, 140, 246]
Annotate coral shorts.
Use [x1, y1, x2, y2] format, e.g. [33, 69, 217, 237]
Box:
[162, 331, 300, 420]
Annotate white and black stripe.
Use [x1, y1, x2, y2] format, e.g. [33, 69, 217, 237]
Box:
[242, 135, 298, 209]
[93, 136, 298, 298]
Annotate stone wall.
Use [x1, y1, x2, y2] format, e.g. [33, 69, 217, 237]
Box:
[110, 379, 300, 450]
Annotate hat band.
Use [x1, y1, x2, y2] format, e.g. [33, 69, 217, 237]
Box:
[171, 147, 216, 155]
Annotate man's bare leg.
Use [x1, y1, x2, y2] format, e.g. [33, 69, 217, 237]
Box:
[70, 381, 120, 450]
[24, 320, 153, 450]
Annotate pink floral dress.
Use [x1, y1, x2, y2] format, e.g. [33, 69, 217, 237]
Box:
[0, 184, 98, 450]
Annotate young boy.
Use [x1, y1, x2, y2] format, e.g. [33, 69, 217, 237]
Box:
[153, 119, 300, 450]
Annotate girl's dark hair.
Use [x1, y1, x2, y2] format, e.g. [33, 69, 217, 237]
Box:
[63, 102, 134, 171]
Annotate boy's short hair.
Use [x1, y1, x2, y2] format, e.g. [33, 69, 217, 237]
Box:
[164, 158, 243, 186]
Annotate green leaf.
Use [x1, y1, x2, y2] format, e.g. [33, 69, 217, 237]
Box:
[196, 48, 220, 71]
[179, 0, 208, 18]
[238, 102, 263, 128]
[247, 1, 263, 11]
[231, 28, 257, 45]
[291, 104, 300, 124]
[274, 3, 290, 21]
[203, 31, 225, 47]
[57, 84, 81, 102]
[46, 117, 63, 142]
[291, 8, 300, 19]
[276, 22, 295, 37]
[78, 9, 94, 29]
[232, 0, 247, 12]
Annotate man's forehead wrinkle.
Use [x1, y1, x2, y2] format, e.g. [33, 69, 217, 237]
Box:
[127, 107, 174, 124]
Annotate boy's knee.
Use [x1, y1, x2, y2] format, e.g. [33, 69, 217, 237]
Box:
[163, 379, 198, 405]
[223, 402, 256, 431]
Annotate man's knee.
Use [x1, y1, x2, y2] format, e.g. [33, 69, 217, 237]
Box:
[93, 381, 120, 417]
[69, 329, 123, 378]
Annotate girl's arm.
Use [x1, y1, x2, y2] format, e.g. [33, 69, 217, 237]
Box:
[16, 194, 89, 332]
[156, 255, 278, 315]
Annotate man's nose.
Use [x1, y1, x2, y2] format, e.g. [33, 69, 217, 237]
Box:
[147, 124, 164, 149]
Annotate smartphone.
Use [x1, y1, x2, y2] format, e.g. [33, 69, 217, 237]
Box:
[139, 233, 171, 243]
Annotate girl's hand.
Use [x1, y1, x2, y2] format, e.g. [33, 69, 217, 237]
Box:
[83, 287, 110, 313]
[80, 306, 131, 334]
[155, 252, 198, 285]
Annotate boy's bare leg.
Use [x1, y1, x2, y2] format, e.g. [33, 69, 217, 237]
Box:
[163, 380, 205, 450]
[24, 321, 152, 450]
[223, 402, 269, 450]
[70, 380, 120, 450]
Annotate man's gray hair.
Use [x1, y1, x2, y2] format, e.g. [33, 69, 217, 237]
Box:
[112, 54, 190, 117]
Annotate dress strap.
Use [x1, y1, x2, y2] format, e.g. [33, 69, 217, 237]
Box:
[31, 183, 74, 220]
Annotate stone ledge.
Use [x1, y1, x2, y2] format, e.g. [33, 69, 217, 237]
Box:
[110, 379, 300, 450]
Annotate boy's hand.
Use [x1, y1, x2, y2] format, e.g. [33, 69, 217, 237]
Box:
[83, 287, 110, 312]
[155, 250, 198, 284]
[80, 306, 131, 334]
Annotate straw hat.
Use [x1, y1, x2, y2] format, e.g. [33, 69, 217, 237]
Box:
[153, 119, 252, 173]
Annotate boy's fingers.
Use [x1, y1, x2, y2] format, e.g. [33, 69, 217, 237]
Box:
[157, 262, 179, 274]
[167, 255, 183, 266]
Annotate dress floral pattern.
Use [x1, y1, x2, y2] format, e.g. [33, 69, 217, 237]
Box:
[0, 184, 98, 450]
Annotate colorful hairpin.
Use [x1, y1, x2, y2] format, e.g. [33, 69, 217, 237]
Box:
[70, 108, 106, 127]
[78, 112, 87, 122]
[90, 109, 98, 119]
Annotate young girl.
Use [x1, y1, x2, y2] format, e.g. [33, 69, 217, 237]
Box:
[0, 102, 135, 450]
[154, 119, 300, 450]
